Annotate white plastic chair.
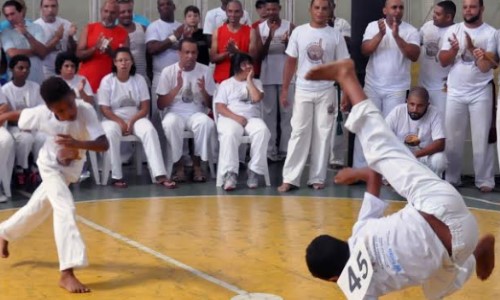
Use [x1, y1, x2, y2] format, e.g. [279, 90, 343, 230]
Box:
[100, 135, 154, 185]
[87, 151, 100, 184]
[213, 102, 271, 187]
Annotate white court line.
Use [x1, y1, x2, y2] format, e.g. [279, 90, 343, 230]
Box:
[77, 215, 248, 295]
[463, 196, 500, 207]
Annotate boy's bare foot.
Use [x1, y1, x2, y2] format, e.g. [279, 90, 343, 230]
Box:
[59, 269, 91, 293]
[277, 183, 297, 193]
[305, 59, 355, 82]
[0, 237, 9, 258]
[474, 234, 495, 280]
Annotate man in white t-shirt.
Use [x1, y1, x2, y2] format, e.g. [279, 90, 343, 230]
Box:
[303, 58, 494, 300]
[277, 0, 349, 192]
[34, 0, 77, 78]
[0, 92, 15, 203]
[328, 0, 351, 46]
[1, 0, 48, 85]
[252, 0, 295, 162]
[438, 0, 496, 192]
[146, 0, 183, 125]
[353, 0, 420, 169]
[157, 38, 216, 183]
[386, 87, 446, 176]
[418, 0, 456, 116]
[203, 0, 250, 45]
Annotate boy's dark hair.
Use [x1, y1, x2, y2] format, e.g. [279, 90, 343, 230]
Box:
[306, 235, 350, 280]
[9, 54, 30, 69]
[184, 5, 200, 16]
[230, 52, 253, 77]
[178, 37, 198, 51]
[55, 52, 80, 75]
[265, 0, 280, 4]
[111, 47, 136, 75]
[2, 0, 23, 13]
[255, 0, 265, 8]
[40, 77, 74, 106]
[437, 0, 457, 19]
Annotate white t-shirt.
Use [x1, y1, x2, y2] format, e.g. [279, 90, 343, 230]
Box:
[418, 21, 452, 91]
[363, 20, 420, 91]
[145, 19, 182, 73]
[385, 104, 445, 149]
[1, 22, 47, 84]
[333, 17, 351, 38]
[286, 23, 349, 91]
[129, 22, 148, 80]
[441, 22, 496, 97]
[214, 77, 264, 120]
[202, 7, 251, 35]
[34, 16, 73, 76]
[259, 19, 291, 85]
[61, 74, 93, 98]
[348, 193, 453, 299]
[98, 74, 150, 121]
[157, 62, 215, 118]
[2, 80, 43, 111]
[18, 100, 105, 183]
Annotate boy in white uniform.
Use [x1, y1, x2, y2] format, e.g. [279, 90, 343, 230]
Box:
[438, 0, 497, 192]
[158, 38, 216, 182]
[385, 87, 447, 177]
[0, 77, 109, 293]
[0, 93, 15, 202]
[417, 0, 456, 116]
[278, 0, 349, 192]
[304, 59, 495, 299]
[3, 55, 46, 186]
[353, 0, 420, 168]
[252, 0, 295, 162]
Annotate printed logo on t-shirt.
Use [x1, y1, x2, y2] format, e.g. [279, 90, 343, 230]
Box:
[424, 39, 440, 59]
[306, 38, 324, 64]
[118, 92, 137, 108]
[461, 49, 475, 64]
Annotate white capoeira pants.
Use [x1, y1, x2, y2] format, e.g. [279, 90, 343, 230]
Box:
[262, 84, 294, 158]
[0, 172, 88, 271]
[162, 112, 215, 164]
[102, 118, 167, 180]
[428, 89, 447, 120]
[0, 127, 15, 196]
[418, 152, 447, 177]
[353, 85, 406, 168]
[217, 117, 270, 176]
[282, 86, 336, 186]
[346, 99, 478, 298]
[445, 86, 495, 188]
[9, 126, 46, 169]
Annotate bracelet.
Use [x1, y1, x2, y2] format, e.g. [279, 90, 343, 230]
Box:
[168, 34, 178, 43]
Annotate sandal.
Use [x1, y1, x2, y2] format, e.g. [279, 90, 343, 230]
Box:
[111, 179, 128, 188]
[157, 179, 177, 189]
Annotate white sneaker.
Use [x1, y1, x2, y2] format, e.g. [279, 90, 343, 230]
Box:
[0, 194, 8, 203]
[247, 169, 259, 189]
[223, 172, 237, 191]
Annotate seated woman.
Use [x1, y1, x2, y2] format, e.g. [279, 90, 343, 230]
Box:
[98, 47, 175, 188]
[214, 52, 270, 191]
[55, 52, 94, 105]
[2, 55, 46, 187]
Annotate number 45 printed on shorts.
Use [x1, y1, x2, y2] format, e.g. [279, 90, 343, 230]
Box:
[337, 240, 374, 300]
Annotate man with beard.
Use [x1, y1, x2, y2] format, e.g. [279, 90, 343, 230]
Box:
[418, 1, 455, 117]
[77, 0, 129, 92]
[438, 0, 496, 192]
[385, 87, 446, 177]
[352, 0, 420, 169]
[35, 0, 77, 78]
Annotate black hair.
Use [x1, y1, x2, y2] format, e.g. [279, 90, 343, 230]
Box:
[230, 52, 253, 77]
[2, 0, 23, 13]
[437, 0, 456, 19]
[255, 0, 265, 9]
[178, 37, 198, 51]
[55, 52, 80, 75]
[40, 76, 74, 106]
[408, 86, 430, 103]
[40, 0, 58, 7]
[309, 0, 332, 8]
[184, 5, 200, 16]
[306, 235, 350, 280]
[111, 47, 136, 75]
[9, 54, 30, 69]
[265, 0, 280, 4]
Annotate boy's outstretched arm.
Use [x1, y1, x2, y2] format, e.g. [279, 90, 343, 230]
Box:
[56, 134, 109, 152]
